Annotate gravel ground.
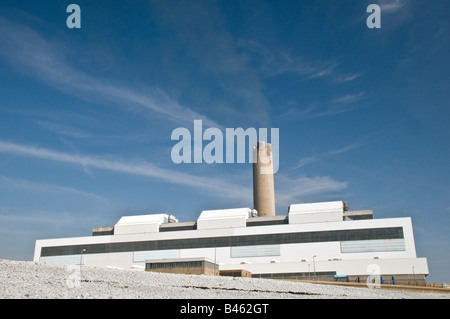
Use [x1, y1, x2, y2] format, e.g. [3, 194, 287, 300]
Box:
[0, 259, 447, 299]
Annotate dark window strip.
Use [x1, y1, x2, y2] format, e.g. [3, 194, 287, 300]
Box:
[246, 219, 288, 227]
[159, 225, 197, 232]
[145, 261, 216, 270]
[254, 271, 336, 278]
[40, 227, 403, 257]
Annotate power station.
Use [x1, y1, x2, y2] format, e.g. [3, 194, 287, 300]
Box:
[34, 143, 429, 285]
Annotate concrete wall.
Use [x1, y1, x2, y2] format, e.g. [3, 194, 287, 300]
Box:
[289, 201, 343, 224]
[219, 257, 429, 279]
[34, 217, 428, 280]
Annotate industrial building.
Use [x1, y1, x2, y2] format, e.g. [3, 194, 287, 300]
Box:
[34, 202, 429, 285]
[33, 142, 429, 285]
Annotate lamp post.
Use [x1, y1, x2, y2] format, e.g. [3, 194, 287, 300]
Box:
[80, 249, 86, 284]
[313, 255, 317, 281]
[308, 263, 311, 280]
[214, 246, 217, 276]
[80, 249, 86, 266]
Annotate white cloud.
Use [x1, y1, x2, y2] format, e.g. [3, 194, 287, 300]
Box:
[150, 2, 272, 125]
[0, 16, 219, 128]
[0, 140, 350, 207]
[328, 143, 363, 156]
[0, 206, 103, 235]
[307, 63, 339, 79]
[304, 92, 367, 118]
[292, 156, 317, 170]
[380, 0, 408, 13]
[34, 120, 93, 139]
[241, 40, 339, 81]
[331, 92, 366, 105]
[0, 140, 250, 201]
[278, 92, 367, 120]
[290, 139, 370, 171]
[275, 175, 348, 208]
[0, 210, 84, 226]
[278, 105, 317, 120]
[0, 174, 110, 204]
[335, 73, 363, 83]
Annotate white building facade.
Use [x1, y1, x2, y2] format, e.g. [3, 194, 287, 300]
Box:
[34, 201, 429, 285]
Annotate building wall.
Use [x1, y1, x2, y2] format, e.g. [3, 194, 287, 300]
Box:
[145, 260, 218, 276]
[34, 217, 428, 280]
[218, 258, 429, 278]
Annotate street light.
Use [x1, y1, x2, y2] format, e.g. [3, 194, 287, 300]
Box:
[214, 246, 217, 276]
[308, 263, 311, 280]
[80, 249, 86, 284]
[80, 249, 86, 266]
[313, 255, 317, 281]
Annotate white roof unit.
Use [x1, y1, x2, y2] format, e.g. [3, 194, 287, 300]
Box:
[288, 201, 343, 224]
[114, 214, 170, 235]
[197, 208, 252, 230]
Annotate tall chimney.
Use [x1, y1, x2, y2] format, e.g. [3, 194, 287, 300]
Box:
[253, 142, 276, 217]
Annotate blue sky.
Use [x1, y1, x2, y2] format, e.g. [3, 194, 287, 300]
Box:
[0, 0, 449, 283]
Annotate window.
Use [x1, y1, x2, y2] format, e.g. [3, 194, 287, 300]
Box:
[41, 227, 404, 257]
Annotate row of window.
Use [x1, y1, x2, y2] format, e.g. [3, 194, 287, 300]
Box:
[340, 238, 406, 253]
[145, 260, 216, 270]
[40, 227, 404, 257]
[254, 271, 336, 279]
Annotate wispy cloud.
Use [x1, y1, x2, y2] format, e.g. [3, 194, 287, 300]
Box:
[275, 175, 348, 208]
[327, 143, 363, 156]
[292, 129, 384, 170]
[278, 92, 366, 120]
[238, 39, 363, 86]
[335, 73, 363, 83]
[345, 0, 413, 32]
[34, 120, 92, 139]
[293, 143, 362, 171]
[0, 140, 250, 201]
[0, 16, 218, 127]
[292, 156, 317, 170]
[331, 92, 366, 105]
[244, 41, 339, 81]
[0, 140, 350, 208]
[0, 209, 95, 227]
[0, 206, 103, 235]
[150, 2, 272, 125]
[278, 104, 317, 120]
[280, 92, 366, 120]
[307, 63, 339, 79]
[380, 0, 409, 13]
[361, 0, 413, 29]
[0, 174, 110, 204]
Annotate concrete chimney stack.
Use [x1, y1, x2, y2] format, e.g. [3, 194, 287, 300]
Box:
[253, 142, 276, 217]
